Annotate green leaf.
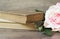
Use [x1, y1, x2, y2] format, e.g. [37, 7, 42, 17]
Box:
[44, 28, 52, 36]
[38, 26, 43, 31]
[38, 26, 45, 32]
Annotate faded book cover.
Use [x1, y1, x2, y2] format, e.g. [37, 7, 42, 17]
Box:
[0, 11, 44, 24]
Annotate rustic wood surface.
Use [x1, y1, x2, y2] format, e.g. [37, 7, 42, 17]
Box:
[0, 28, 60, 39]
[0, 28, 51, 39]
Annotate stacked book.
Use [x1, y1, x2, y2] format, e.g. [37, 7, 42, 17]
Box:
[0, 11, 44, 30]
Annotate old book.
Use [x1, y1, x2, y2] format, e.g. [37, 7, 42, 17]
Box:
[0, 11, 44, 24]
[0, 22, 37, 30]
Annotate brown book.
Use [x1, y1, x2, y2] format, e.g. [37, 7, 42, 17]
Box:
[0, 11, 44, 24]
[0, 22, 37, 30]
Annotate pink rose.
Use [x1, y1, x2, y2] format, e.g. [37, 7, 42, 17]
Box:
[49, 13, 60, 25]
